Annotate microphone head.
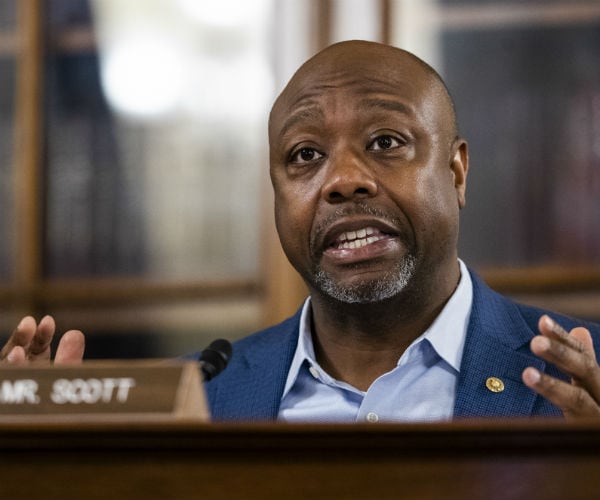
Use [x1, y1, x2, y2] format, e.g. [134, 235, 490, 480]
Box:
[199, 339, 232, 381]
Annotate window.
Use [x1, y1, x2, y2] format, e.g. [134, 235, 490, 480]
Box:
[388, 0, 600, 320]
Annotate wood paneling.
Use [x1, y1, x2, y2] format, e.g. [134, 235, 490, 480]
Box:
[0, 419, 599, 499]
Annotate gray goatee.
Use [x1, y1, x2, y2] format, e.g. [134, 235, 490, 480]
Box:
[314, 253, 417, 304]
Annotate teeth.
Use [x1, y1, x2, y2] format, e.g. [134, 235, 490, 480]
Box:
[338, 226, 379, 243]
[337, 230, 384, 249]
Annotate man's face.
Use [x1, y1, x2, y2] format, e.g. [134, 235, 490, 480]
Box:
[269, 42, 467, 304]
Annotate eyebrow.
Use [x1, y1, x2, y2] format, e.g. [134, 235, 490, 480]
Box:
[275, 97, 414, 140]
[277, 105, 325, 140]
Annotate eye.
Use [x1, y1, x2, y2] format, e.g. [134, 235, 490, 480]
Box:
[289, 147, 324, 164]
[368, 135, 402, 152]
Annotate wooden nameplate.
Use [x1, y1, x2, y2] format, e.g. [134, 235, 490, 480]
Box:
[0, 360, 209, 423]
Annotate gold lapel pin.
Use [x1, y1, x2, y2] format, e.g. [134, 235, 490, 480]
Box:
[486, 377, 505, 393]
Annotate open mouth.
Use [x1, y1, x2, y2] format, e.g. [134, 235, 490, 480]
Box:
[331, 226, 390, 250]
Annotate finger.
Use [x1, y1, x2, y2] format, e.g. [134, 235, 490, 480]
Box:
[530, 334, 600, 402]
[54, 330, 85, 365]
[0, 316, 37, 360]
[25, 315, 56, 361]
[538, 315, 582, 349]
[530, 334, 588, 379]
[570, 327, 597, 362]
[5, 346, 27, 365]
[535, 316, 593, 375]
[522, 367, 600, 418]
[530, 327, 600, 402]
[565, 328, 600, 399]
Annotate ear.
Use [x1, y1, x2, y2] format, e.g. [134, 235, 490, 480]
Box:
[450, 139, 469, 209]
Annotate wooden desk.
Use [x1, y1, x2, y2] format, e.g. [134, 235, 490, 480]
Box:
[0, 419, 598, 500]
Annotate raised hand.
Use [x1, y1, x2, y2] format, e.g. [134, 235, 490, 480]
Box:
[523, 315, 600, 418]
[0, 315, 85, 365]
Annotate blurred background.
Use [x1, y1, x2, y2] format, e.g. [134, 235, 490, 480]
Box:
[0, 0, 599, 358]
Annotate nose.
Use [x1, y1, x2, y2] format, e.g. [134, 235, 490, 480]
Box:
[321, 149, 378, 203]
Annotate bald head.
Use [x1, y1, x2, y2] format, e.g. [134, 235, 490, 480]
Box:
[269, 40, 459, 147]
[267, 39, 469, 309]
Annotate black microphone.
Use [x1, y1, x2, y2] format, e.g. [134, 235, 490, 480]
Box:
[199, 339, 232, 381]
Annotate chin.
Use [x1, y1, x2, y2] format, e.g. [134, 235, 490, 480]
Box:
[314, 255, 417, 304]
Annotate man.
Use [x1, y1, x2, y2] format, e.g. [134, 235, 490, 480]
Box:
[2, 41, 600, 421]
[204, 40, 600, 421]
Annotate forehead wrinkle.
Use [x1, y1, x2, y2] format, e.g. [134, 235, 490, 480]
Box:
[357, 97, 415, 118]
[275, 102, 325, 142]
[274, 95, 417, 146]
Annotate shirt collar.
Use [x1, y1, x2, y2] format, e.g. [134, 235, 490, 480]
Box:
[419, 259, 472, 372]
[281, 259, 473, 399]
[282, 296, 316, 398]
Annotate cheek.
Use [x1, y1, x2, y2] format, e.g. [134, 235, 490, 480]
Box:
[273, 184, 317, 262]
[418, 173, 461, 250]
[273, 169, 322, 225]
[404, 165, 459, 233]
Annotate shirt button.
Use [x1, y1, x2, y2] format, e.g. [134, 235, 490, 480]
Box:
[366, 412, 379, 423]
[308, 366, 320, 380]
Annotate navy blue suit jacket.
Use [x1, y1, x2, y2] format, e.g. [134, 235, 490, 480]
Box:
[204, 270, 600, 421]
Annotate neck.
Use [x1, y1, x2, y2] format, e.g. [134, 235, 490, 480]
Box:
[308, 263, 461, 391]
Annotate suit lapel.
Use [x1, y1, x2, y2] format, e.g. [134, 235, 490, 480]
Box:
[208, 312, 301, 420]
[211, 270, 570, 420]
[454, 272, 547, 418]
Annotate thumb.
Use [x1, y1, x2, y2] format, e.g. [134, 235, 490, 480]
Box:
[54, 330, 85, 365]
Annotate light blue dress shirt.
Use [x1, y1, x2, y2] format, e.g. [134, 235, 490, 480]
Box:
[278, 260, 473, 423]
